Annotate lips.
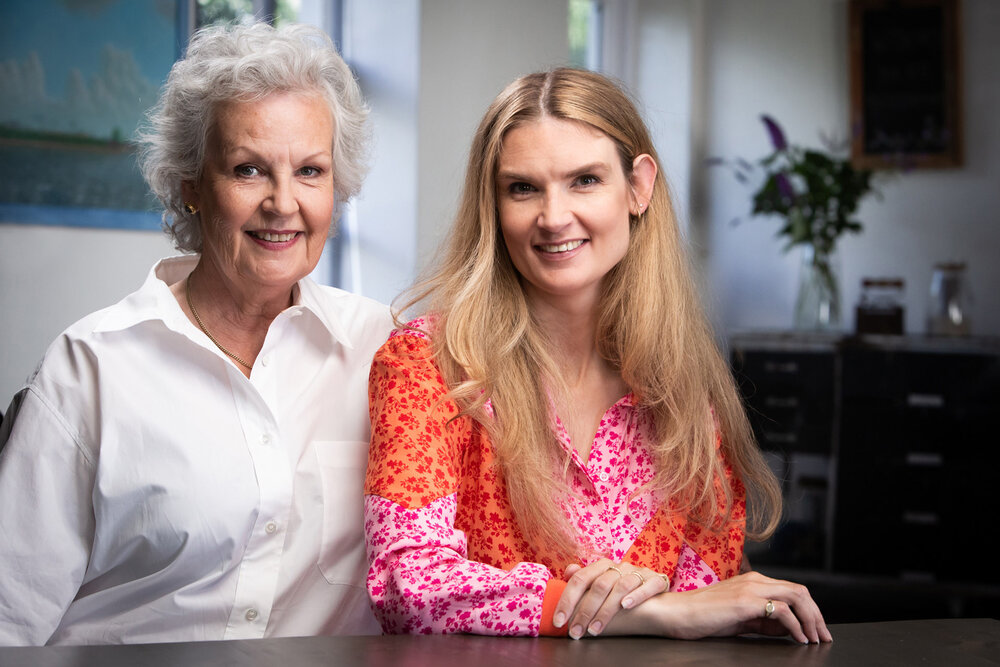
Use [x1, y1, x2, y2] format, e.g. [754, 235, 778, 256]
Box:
[536, 239, 585, 253]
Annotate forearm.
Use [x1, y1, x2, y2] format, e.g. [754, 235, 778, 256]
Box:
[365, 493, 551, 635]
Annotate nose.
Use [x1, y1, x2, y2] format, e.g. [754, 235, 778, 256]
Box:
[263, 172, 299, 217]
[537, 190, 573, 232]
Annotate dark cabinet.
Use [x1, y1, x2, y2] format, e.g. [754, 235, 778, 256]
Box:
[731, 333, 1000, 592]
[835, 348, 999, 583]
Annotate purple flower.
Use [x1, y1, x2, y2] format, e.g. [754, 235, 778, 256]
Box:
[761, 114, 788, 151]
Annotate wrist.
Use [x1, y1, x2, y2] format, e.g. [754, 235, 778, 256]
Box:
[603, 592, 673, 637]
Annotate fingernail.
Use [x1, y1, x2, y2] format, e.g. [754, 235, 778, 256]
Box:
[588, 621, 603, 635]
[553, 612, 565, 628]
[622, 597, 634, 609]
[570, 625, 584, 639]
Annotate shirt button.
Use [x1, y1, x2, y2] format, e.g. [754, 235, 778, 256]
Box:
[245, 608, 258, 622]
[265, 521, 278, 534]
[260, 433, 271, 446]
[260, 354, 271, 367]
[599, 472, 610, 482]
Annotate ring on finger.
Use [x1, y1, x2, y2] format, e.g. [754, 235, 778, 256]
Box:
[764, 599, 775, 618]
[606, 565, 623, 577]
[627, 571, 645, 585]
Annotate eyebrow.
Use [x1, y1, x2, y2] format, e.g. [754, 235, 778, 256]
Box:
[222, 146, 333, 163]
[496, 161, 613, 182]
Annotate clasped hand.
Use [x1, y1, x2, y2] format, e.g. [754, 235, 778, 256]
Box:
[553, 559, 832, 644]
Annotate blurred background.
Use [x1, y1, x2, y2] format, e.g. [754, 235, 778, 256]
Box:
[1, 0, 997, 623]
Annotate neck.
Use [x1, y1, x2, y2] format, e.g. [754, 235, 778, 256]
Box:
[190, 260, 294, 324]
[174, 260, 294, 377]
[527, 291, 608, 389]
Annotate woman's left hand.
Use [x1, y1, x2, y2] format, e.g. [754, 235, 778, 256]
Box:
[629, 570, 833, 643]
[553, 558, 668, 639]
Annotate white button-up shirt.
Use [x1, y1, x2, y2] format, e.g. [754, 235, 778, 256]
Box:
[0, 256, 394, 645]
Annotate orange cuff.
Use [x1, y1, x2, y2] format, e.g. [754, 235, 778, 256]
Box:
[538, 578, 570, 637]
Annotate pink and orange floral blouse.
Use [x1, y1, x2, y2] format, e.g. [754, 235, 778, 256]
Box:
[364, 323, 746, 636]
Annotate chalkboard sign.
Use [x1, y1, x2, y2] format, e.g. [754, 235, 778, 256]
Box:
[849, 0, 962, 169]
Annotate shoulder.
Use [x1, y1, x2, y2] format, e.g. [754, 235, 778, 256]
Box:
[298, 281, 395, 355]
[369, 317, 450, 404]
[307, 283, 394, 330]
[29, 297, 138, 391]
[373, 316, 437, 365]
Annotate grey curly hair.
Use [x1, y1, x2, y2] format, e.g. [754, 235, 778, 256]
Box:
[136, 22, 370, 253]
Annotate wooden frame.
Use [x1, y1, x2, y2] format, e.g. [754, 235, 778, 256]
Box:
[849, 0, 963, 169]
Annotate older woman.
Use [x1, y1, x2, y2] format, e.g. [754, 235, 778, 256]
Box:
[364, 69, 832, 643]
[0, 23, 392, 645]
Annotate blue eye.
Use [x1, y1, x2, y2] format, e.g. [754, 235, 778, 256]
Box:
[235, 164, 259, 177]
[298, 166, 322, 177]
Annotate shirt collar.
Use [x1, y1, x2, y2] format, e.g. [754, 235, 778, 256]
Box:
[290, 274, 356, 350]
[93, 255, 355, 350]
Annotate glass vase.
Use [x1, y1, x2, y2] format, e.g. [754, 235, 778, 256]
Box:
[794, 244, 841, 331]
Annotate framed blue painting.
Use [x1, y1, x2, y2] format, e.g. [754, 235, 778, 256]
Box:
[0, 0, 190, 230]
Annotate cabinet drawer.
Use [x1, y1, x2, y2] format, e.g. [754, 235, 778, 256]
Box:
[733, 350, 835, 454]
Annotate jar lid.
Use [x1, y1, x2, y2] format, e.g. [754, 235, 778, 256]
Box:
[933, 261, 966, 271]
[861, 277, 904, 288]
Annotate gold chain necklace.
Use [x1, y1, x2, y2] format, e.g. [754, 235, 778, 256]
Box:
[186, 274, 253, 370]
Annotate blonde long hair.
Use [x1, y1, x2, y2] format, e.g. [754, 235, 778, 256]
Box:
[399, 68, 781, 560]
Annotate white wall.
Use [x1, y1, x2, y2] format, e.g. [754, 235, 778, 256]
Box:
[416, 0, 569, 270]
[696, 0, 1000, 337]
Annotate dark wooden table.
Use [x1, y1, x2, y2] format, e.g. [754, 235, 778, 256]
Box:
[1, 618, 997, 666]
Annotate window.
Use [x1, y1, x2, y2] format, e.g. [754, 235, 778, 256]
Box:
[195, 0, 300, 28]
[569, 0, 603, 71]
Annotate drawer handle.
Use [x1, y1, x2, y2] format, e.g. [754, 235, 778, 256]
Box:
[902, 511, 939, 525]
[905, 452, 943, 467]
[907, 393, 944, 408]
[762, 432, 798, 444]
[764, 396, 800, 408]
[763, 361, 799, 374]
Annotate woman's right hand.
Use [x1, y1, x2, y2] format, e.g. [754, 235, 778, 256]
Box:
[553, 558, 669, 639]
[613, 570, 833, 643]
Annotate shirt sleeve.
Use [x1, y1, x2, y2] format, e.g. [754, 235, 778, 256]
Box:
[364, 332, 556, 636]
[0, 387, 96, 645]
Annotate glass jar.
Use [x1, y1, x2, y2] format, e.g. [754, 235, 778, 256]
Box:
[927, 262, 971, 336]
[855, 277, 905, 335]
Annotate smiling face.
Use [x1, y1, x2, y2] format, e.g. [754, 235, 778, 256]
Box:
[496, 117, 654, 311]
[183, 92, 335, 297]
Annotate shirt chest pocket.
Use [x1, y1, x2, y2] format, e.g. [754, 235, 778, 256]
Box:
[314, 440, 370, 585]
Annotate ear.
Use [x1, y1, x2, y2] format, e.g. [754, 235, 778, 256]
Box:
[181, 180, 200, 209]
[629, 154, 657, 215]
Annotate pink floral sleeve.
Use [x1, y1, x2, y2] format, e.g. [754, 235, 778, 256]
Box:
[364, 492, 552, 635]
[669, 543, 721, 591]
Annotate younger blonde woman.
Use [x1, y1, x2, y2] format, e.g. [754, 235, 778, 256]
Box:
[363, 68, 831, 643]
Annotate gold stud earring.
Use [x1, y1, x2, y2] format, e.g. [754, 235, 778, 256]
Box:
[184, 203, 199, 215]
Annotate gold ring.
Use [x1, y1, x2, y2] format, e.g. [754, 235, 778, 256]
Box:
[764, 600, 775, 618]
[659, 573, 670, 587]
[627, 571, 646, 585]
[606, 566, 623, 577]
